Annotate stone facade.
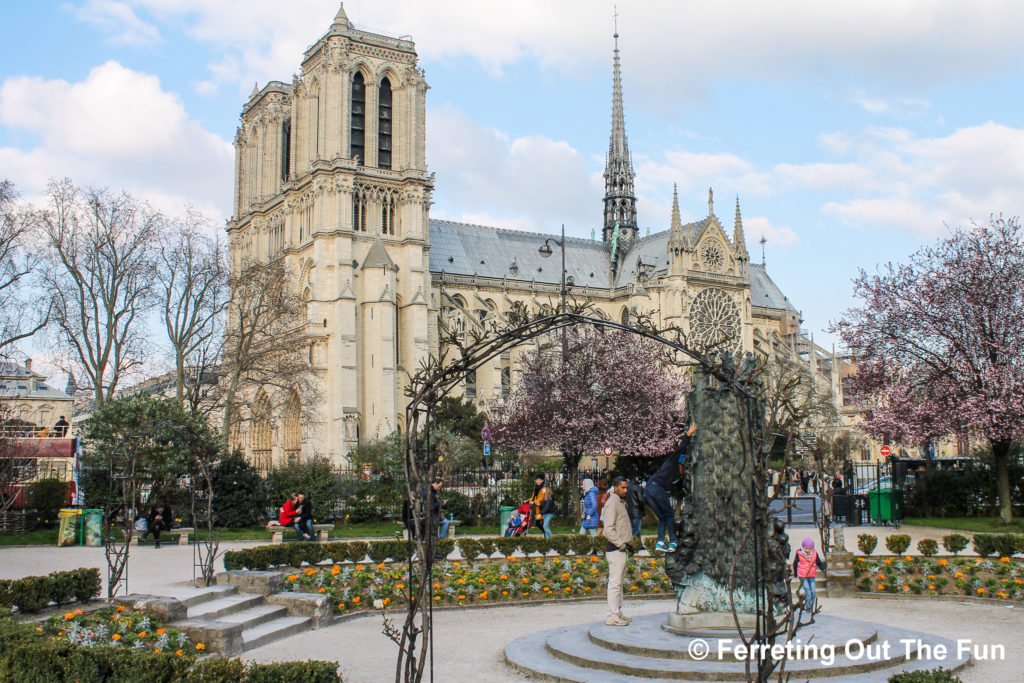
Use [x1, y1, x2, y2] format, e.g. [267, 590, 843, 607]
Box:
[227, 4, 841, 466]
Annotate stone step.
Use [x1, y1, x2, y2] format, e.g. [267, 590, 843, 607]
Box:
[216, 604, 290, 630]
[241, 615, 312, 651]
[174, 584, 238, 608]
[187, 593, 264, 620]
[506, 614, 971, 683]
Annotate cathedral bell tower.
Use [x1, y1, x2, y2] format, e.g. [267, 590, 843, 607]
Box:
[602, 29, 638, 251]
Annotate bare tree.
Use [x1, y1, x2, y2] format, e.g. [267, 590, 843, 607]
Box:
[0, 181, 50, 358]
[156, 212, 229, 412]
[38, 179, 159, 407]
[217, 258, 319, 451]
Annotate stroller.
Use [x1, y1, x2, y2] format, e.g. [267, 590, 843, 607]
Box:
[503, 503, 532, 537]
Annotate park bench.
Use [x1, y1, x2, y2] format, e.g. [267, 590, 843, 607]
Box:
[130, 527, 193, 546]
[401, 519, 461, 540]
[266, 521, 334, 543]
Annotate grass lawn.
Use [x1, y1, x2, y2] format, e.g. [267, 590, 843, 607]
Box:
[903, 517, 1024, 534]
[0, 521, 583, 546]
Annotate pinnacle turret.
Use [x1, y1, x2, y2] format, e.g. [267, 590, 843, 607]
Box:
[602, 28, 638, 250]
[733, 195, 747, 254]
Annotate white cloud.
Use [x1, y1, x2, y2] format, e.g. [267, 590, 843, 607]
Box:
[743, 216, 798, 247]
[76, 0, 161, 46]
[0, 61, 233, 220]
[101, 1, 1024, 101]
[427, 104, 600, 235]
[774, 162, 878, 192]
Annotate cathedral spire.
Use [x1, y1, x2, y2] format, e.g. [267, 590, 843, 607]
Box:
[733, 195, 747, 254]
[670, 183, 682, 234]
[708, 187, 714, 217]
[602, 24, 638, 249]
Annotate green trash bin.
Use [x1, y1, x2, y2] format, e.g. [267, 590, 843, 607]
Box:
[57, 508, 82, 546]
[867, 489, 903, 523]
[498, 505, 516, 531]
[83, 509, 104, 547]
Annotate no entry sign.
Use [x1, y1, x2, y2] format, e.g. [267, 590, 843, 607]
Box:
[880, 445, 891, 457]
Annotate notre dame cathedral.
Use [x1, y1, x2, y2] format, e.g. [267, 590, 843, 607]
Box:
[227, 4, 838, 466]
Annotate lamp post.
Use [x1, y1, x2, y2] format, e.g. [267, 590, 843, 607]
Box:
[539, 224, 574, 361]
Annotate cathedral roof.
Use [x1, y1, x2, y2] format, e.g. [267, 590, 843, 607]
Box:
[749, 263, 799, 314]
[429, 220, 613, 289]
[361, 238, 398, 271]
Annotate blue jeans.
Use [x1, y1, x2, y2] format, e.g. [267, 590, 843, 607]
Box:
[630, 517, 642, 538]
[801, 577, 817, 612]
[542, 514, 554, 538]
[438, 518, 450, 539]
[294, 519, 314, 540]
[578, 525, 598, 536]
[645, 483, 676, 544]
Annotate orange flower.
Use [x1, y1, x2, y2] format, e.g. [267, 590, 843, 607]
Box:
[396, 584, 405, 590]
[500, 574, 508, 580]
[590, 556, 599, 562]
[904, 556, 912, 561]
[352, 596, 361, 604]
[74, 609, 83, 615]
[884, 559, 893, 564]
[176, 650, 184, 656]
[937, 559, 948, 566]
[458, 595, 466, 600]
[954, 572, 964, 579]
[453, 562, 460, 567]
[480, 592, 487, 599]
[35, 627, 42, 632]
[63, 613, 74, 621]
[433, 583, 441, 589]
[641, 572, 650, 579]
[338, 603, 345, 609]
[543, 587, 551, 592]
[155, 649, 161, 654]
[196, 643, 206, 651]
[318, 588, 326, 593]
[356, 565, 364, 571]
[156, 628, 166, 635]
[584, 587, 591, 592]
[138, 631, 147, 638]
[877, 585, 885, 591]
[564, 587, 571, 592]
[1000, 557, 1011, 562]
[457, 578, 466, 585]
[507, 556, 516, 562]
[522, 578, 530, 584]
[502, 591, 508, 596]
[287, 575, 298, 582]
[434, 596, 441, 601]
[535, 557, 542, 563]
[331, 565, 341, 575]
[977, 588, 985, 595]
[561, 573, 570, 580]
[383, 597, 390, 606]
[928, 585, 935, 590]
[378, 563, 387, 569]
[112, 634, 122, 641]
[304, 567, 316, 575]
[116, 605, 125, 612]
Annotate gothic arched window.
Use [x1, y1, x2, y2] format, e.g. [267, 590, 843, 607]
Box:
[280, 118, 291, 182]
[378, 77, 392, 169]
[350, 72, 365, 163]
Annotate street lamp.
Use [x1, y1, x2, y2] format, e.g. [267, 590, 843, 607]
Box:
[539, 224, 574, 360]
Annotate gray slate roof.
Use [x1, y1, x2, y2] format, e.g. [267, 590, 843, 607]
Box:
[427, 219, 797, 314]
[0, 362, 71, 400]
[429, 220, 613, 289]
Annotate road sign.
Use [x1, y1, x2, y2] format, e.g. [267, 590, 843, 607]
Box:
[880, 445, 891, 457]
[482, 427, 491, 441]
[484, 442, 491, 456]
[603, 446, 613, 457]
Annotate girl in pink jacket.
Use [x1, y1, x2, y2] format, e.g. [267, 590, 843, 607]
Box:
[793, 538, 826, 617]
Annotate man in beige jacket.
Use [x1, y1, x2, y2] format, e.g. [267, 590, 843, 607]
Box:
[601, 476, 634, 626]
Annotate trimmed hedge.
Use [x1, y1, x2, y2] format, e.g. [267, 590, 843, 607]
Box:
[0, 568, 101, 613]
[0, 609, 341, 682]
[888, 667, 963, 682]
[971, 533, 1023, 558]
[224, 534, 612, 570]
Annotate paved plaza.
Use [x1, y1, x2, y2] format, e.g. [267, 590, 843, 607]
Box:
[1, 525, 1020, 681]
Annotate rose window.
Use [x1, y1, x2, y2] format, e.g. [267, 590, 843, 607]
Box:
[700, 240, 726, 273]
[689, 288, 741, 352]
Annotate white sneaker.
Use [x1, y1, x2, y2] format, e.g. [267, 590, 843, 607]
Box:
[617, 613, 632, 623]
[605, 616, 629, 626]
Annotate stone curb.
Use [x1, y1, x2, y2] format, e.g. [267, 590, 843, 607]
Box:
[854, 591, 1019, 607]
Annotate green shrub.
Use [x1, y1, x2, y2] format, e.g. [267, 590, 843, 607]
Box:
[223, 550, 244, 571]
[323, 542, 348, 564]
[266, 457, 343, 524]
[888, 666, 963, 682]
[972, 534, 995, 557]
[916, 539, 938, 557]
[942, 534, 969, 556]
[548, 535, 572, 556]
[0, 580, 11, 609]
[10, 575, 54, 613]
[435, 538, 455, 559]
[186, 658, 247, 682]
[990, 533, 1021, 558]
[23, 478, 69, 526]
[885, 534, 911, 555]
[211, 452, 269, 527]
[346, 541, 369, 563]
[458, 538, 481, 561]
[68, 568, 101, 603]
[246, 661, 340, 683]
[857, 534, 878, 556]
[48, 571, 75, 605]
[476, 538, 496, 557]
[367, 540, 408, 564]
[494, 538, 520, 557]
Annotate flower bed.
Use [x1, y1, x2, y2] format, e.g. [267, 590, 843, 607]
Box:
[283, 555, 673, 613]
[855, 555, 1024, 600]
[38, 605, 200, 655]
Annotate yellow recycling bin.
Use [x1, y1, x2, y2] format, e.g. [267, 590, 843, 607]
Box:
[57, 508, 82, 546]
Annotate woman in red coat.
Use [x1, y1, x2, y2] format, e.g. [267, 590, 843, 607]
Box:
[279, 493, 300, 527]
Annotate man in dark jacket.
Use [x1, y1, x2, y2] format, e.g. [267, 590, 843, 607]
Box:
[146, 503, 172, 548]
[625, 475, 646, 540]
[645, 423, 697, 552]
[295, 493, 315, 541]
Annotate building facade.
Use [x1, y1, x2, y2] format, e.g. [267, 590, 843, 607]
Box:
[227, 5, 839, 466]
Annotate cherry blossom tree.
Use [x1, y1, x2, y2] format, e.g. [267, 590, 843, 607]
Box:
[833, 216, 1024, 523]
[492, 328, 688, 521]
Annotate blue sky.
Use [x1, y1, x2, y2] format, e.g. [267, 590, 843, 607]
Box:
[4, 0, 1024, 357]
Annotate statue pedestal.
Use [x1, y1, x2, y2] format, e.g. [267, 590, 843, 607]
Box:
[664, 610, 756, 636]
[826, 550, 856, 597]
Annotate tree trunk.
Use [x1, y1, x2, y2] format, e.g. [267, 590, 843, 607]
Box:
[564, 450, 582, 528]
[991, 439, 1014, 524]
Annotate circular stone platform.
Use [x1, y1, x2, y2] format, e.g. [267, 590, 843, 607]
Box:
[504, 612, 970, 682]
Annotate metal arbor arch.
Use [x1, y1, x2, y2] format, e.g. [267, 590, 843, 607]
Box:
[391, 310, 769, 683]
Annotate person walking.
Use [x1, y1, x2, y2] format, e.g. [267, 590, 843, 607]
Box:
[538, 485, 555, 538]
[295, 493, 316, 541]
[430, 477, 450, 539]
[793, 538, 826, 620]
[602, 476, 634, 626]
[579, 479, 599, 536]
[146, 503, 172, 549]
[595, 479, 610, 534]
[528, 475, 546, 531]
[625, 474, 645, 541]
[646, 423, 697, 552]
